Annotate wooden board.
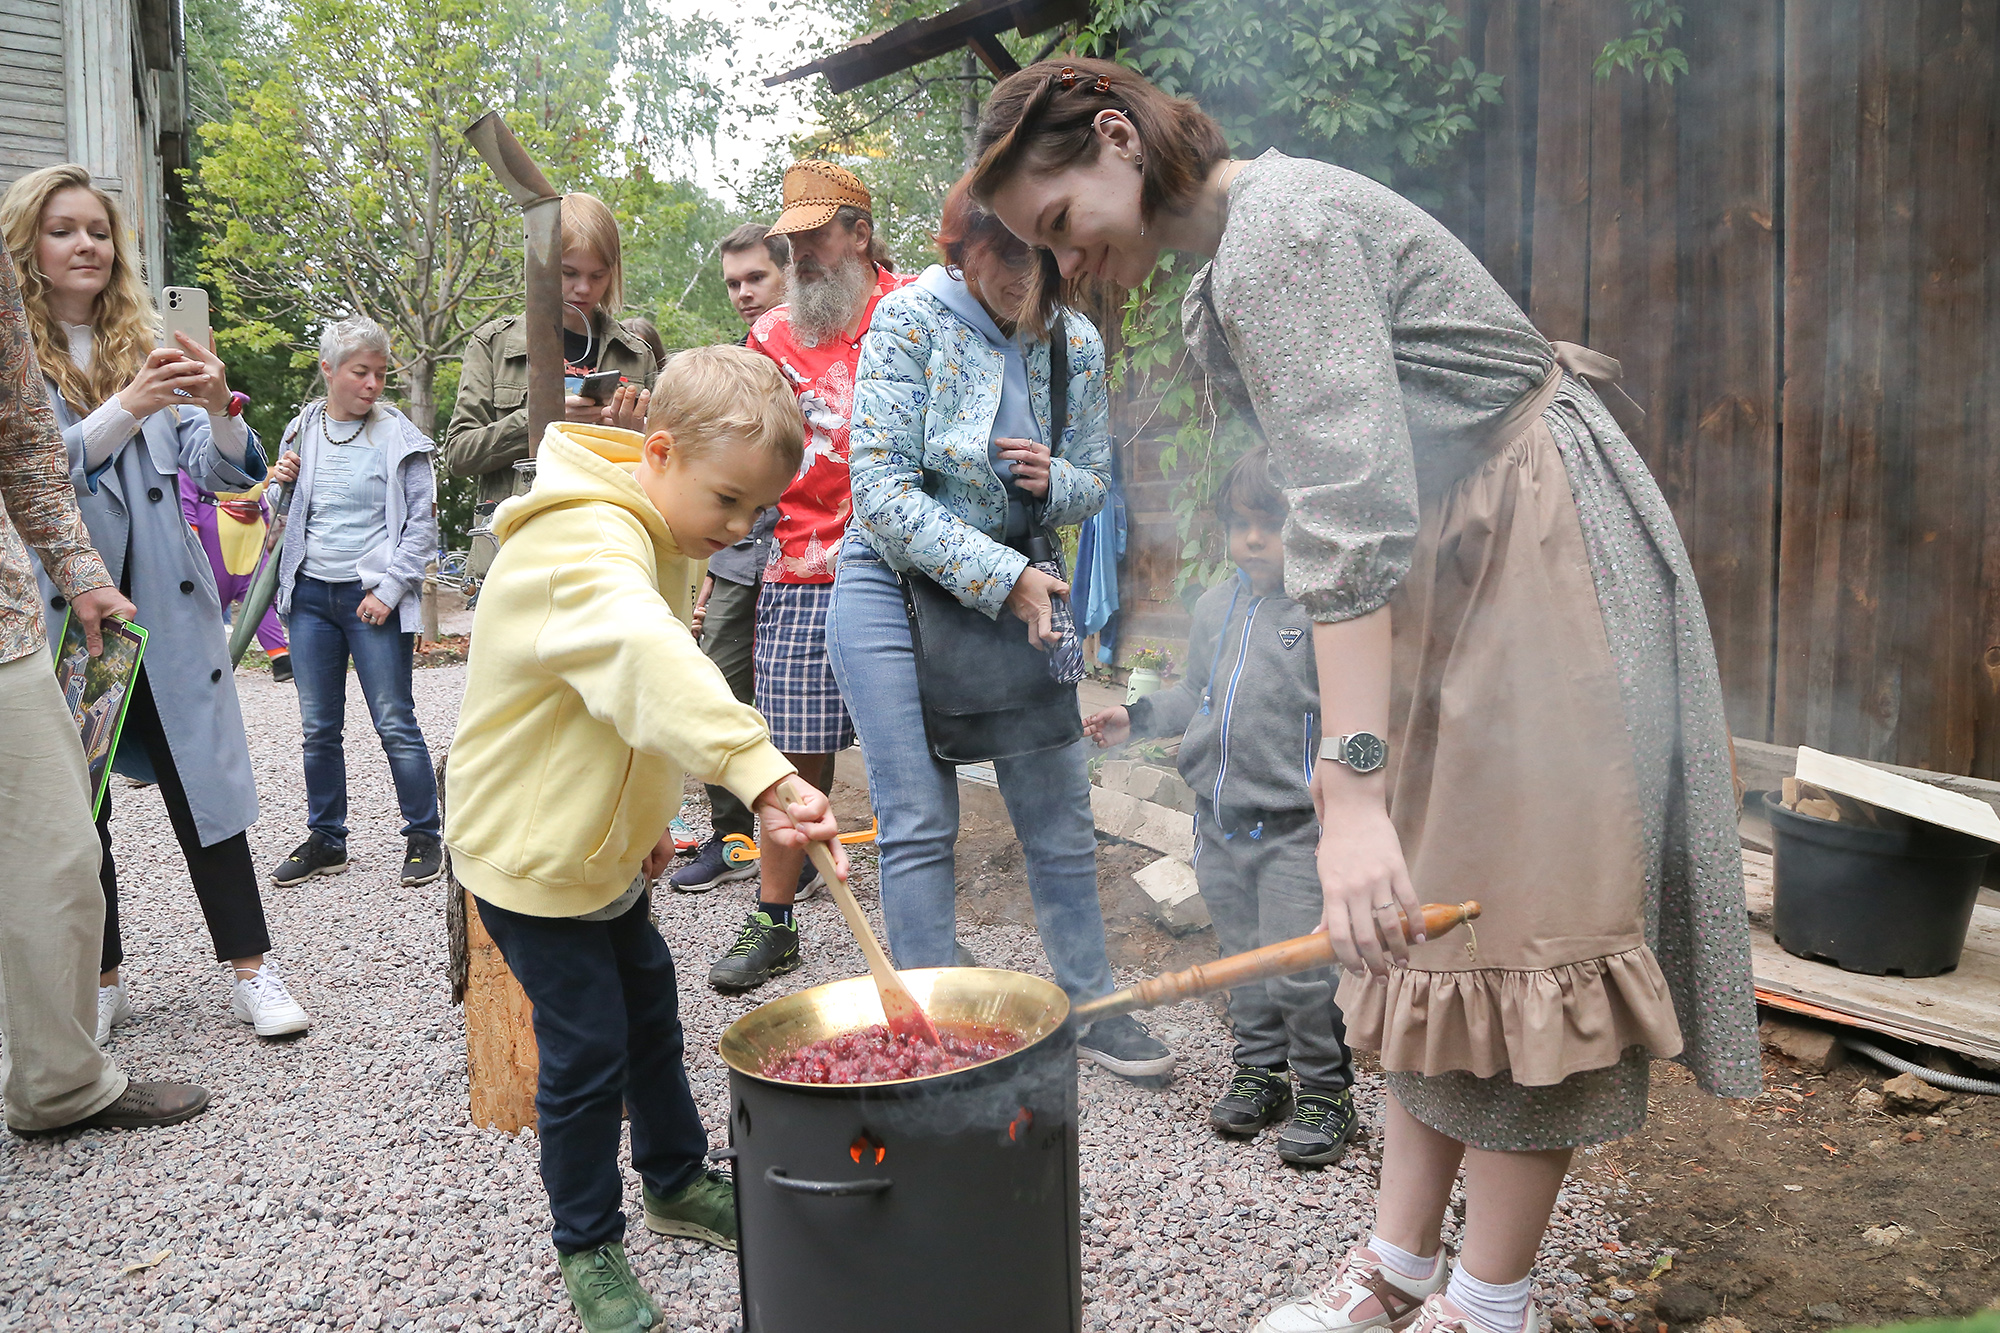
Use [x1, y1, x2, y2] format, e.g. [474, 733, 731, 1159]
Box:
[1796, 746, 2000, 843]
[1744, 850, 2000, 1064]
[463, 890, 539, 1134]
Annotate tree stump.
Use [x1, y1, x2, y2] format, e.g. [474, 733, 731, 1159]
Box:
[464, 889, 539, 1133]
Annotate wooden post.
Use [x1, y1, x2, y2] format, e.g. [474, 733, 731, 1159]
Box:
[464, 890, 539, 1133]
[420, 559, 441, 646]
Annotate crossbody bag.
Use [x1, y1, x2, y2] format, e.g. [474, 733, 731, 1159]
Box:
[900, 333, 1084, 764]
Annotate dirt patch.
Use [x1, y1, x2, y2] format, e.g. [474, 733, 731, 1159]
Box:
[1566, 1052, 2000, 1330]
[414, 633, 469, 668]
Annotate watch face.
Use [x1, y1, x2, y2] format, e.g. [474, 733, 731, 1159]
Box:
[1344, 733, 1387, 773]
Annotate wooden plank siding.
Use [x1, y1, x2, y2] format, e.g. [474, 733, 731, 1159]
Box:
[0, 0, 64, 183]
[1105, 0, 1999, 776]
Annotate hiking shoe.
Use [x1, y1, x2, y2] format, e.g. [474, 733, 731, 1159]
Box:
[1278, 1088, 1359, 1166]
[708, 911, 800, 991]
[1210, 1064, 1292, 1135]
[1076, 1013, 1177, 1082]
[74, 1081, 210, 1132]
[269, 653, 294, 684]
[401, 834, 445, 886]
[230, 964, 310, 1037]
[269, 833, 346, 887]
[96, 980, 133, 1047]
[556, 1241, 663, 1333]
[1252, 1243, 1448, 1332]
[670, 837, 757, 893]
[642, 1169, 738, 1250]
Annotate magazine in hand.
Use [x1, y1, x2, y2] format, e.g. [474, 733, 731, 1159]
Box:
[52, 611, 148, 818]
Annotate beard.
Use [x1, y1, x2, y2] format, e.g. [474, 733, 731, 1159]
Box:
[787, 250, 874, 346]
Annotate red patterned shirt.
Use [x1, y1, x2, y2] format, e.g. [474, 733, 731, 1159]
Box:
[748, 265, 911, 583]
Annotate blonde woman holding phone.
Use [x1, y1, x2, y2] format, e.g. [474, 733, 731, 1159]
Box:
[0, 164, 310, 1044]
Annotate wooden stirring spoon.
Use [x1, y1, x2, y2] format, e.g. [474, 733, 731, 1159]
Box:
[780, 779, 943, 1047]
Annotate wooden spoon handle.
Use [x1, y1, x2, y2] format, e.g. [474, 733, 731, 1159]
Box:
[1070, 901, 1481, 1026]
[778, 781, 940, 1044]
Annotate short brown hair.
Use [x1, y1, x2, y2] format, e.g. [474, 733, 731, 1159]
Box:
[934, 175, 1057, 339]
[561, 192, 624, 311]
[719, 222, 791, 269]
[970, 58, 1229, 223]
[1213, 447, 1287, 526]
[646, 343, 803, 475]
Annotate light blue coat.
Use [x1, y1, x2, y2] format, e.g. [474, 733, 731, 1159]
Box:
[273, 401, 439, 634]
[849, 284, 1110, 618]
[33, 392, 266, 845]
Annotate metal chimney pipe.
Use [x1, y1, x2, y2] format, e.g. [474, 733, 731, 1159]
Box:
[463, 111, 564, 456]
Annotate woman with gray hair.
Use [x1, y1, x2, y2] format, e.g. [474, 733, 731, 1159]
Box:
[266, 315, 443, 890]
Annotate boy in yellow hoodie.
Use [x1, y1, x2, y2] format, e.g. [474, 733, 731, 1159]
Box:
[445, 345, 844, 1333]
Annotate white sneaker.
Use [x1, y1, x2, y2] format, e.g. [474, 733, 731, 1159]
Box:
[95, 981, 133, 1046]
[230, 964, 310, 1036]
[1403, 1293, 1540, 1333]
[1253, 1245, 1449, 1332]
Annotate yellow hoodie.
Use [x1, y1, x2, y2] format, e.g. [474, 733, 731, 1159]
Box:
[444, 424, 796, 917]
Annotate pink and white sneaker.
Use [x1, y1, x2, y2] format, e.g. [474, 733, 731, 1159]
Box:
[1251, 1246, 1449, 1332]
[1403, 1293, 1542, 1333]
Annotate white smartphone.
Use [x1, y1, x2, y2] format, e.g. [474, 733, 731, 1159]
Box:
[158, 286, 212, 354]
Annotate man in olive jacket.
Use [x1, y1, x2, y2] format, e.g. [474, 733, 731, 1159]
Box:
[443, 312, 659, 508]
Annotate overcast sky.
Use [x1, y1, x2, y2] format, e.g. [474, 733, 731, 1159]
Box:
[661, 0, 826, 206]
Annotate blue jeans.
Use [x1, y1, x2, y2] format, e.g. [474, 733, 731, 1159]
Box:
[826, 542, 1114, 1002]
[474, 892, 708, 1254]
[286, 576, 440, 847]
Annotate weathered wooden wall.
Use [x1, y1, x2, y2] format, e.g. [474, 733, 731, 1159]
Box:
[1114, 0, 2000, 779]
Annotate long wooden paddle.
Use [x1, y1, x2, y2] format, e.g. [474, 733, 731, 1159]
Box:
[781, 780, 942, 1047]
[1070, 901, 1481, 1026]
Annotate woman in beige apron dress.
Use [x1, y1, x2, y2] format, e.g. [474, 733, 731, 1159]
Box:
[974, 59, 1760, 1333]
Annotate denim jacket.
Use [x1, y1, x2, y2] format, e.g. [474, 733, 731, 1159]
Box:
[848, 282, 1110, 619]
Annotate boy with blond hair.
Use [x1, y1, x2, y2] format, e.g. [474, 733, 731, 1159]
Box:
[445, 344, 846, 1333]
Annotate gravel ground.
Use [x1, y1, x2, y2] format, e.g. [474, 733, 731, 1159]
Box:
[0, 661, 1651, 1332]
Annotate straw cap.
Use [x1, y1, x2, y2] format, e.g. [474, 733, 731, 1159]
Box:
[767, 160, 872, 237]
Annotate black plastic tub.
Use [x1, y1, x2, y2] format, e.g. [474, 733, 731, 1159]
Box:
[1769, 800, 1993, 977]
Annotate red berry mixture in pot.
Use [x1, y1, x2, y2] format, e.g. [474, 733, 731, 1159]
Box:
[765, 1024, 1025, 1084]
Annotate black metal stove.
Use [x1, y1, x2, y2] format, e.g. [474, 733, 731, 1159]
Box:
[719, 969, 1081, 1333]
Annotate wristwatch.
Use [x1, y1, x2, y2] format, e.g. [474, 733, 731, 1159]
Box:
[1319, 732, 1388, 774]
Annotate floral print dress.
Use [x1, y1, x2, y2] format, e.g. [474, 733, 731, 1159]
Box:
[1184, 151, 1760, 1149]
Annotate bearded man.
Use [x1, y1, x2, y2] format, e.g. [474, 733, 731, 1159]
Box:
[707, 162, 911, 991]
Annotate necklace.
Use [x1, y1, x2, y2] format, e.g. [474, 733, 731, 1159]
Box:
[323, 411, 366, 445]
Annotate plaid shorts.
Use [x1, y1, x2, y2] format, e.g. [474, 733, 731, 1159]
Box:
[754, 580, 853, 754]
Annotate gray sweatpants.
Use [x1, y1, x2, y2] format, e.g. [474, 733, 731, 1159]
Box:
[0, 651, 127, 1130]
[1194, 801, 1355, 1092]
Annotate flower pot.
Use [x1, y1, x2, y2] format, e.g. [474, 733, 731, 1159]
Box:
[1124, 667, 1163, 704]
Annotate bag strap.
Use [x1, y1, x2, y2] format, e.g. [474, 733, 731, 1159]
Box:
[1048, 318, 1069, 452]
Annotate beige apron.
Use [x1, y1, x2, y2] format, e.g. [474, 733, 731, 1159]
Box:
[1336, 345, 1685, 1087]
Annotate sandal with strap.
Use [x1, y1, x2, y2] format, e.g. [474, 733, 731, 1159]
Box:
[1403, 1293, 1542, 1333]
[1250, 1245, 1448, 1333]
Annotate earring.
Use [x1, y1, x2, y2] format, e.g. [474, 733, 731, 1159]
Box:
[1135, 154, 1145, 169]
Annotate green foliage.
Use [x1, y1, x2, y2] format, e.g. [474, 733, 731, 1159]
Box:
[186, 0, 733, 444]
[1079, 0, 1497, 594]
[1594, 1, 1689, 84]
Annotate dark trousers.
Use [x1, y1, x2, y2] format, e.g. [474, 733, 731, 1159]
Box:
[1194, 801, 1355, 1092]
[473, 891, 709, 1254]
[699, 575, 759, 840]
[97, 665, 269, 973]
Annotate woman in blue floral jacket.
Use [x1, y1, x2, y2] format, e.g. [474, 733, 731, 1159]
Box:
[830, 178, 1174, 1081]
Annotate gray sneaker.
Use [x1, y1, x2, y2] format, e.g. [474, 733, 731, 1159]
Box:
[1210, 1064, 1292, 1135]
[1076, 1014, 1177, 1082]
[1277, 1088, 1359, 1166]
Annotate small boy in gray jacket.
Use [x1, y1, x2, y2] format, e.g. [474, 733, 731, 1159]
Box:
[1085, 447, 1356, 1165]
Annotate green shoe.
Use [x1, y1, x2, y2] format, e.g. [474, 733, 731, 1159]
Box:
[643, 1168, 738, 1251]
[707, 910, 801, 991]
[556, 1241, 662, 1333]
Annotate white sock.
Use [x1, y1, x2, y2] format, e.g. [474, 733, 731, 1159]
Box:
[1366, 1233, 1440, 1283]
[1445, 1266, 1534, 1333]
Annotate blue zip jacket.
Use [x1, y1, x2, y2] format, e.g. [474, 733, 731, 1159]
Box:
[1126, 574, 1321, 814]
